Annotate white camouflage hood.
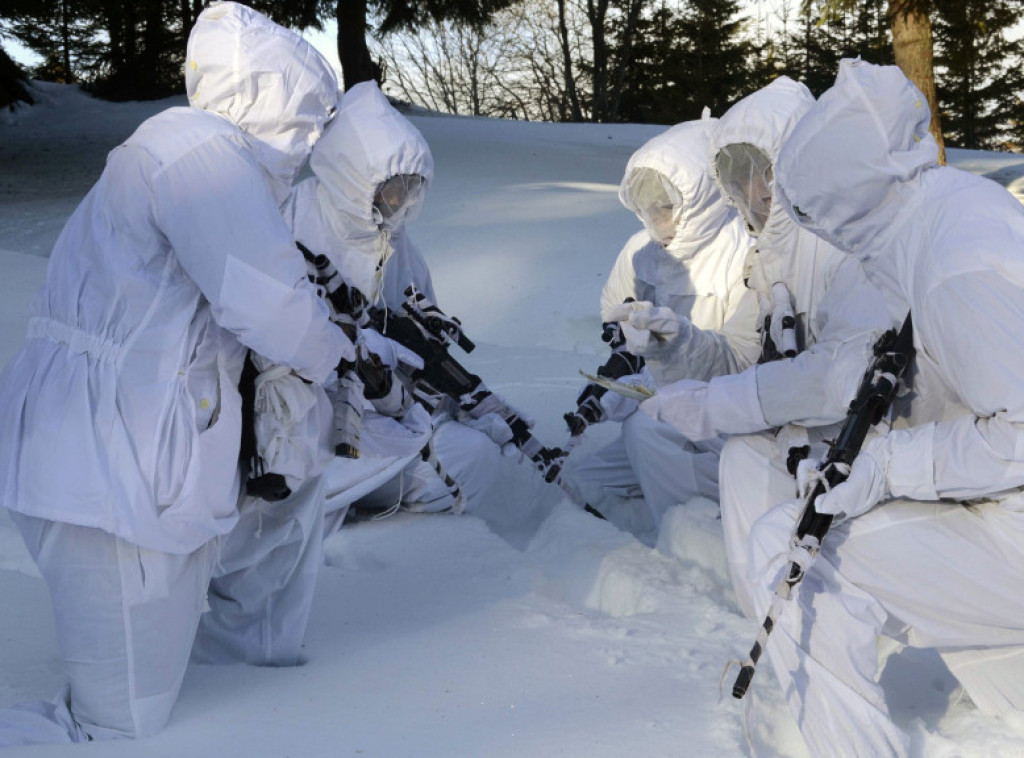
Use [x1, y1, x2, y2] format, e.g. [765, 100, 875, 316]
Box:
[775, 58, 940, 256]
[619, 120, 734, 261]
[309, 81, 434, 302]
[185, 1, 338, 200]
[706, 76, 815, 239]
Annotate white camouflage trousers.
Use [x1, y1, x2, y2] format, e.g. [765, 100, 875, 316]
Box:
[0, 475, 325, 745]
[721, 431, 1024, 758]
[568, 410, 723, 544]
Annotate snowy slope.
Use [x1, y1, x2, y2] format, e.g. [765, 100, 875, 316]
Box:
[2, 83, 1024, 757]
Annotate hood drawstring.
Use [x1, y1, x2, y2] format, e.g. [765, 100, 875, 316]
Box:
[371, 229, 394, 306]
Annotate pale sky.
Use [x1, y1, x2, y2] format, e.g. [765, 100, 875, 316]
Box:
[3, 21, 343, 75]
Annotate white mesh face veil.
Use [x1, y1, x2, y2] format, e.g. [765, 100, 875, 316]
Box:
[622, 168, 685, 247]
[372, 174, 427, 232]
[714, 143, 774, 236]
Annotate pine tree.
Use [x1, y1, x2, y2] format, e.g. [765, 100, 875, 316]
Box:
[673, 0, 755, 119]
[777, 1, 842, 96]
[616, 0, 760, 124]
[2, 0, 327, 101]
[617, 5, 687, 124]
[842, 0, 892, 65]
[0, 45, 33, 110]
[933, 0, 1024, 150]
[4, 0, 103, 86]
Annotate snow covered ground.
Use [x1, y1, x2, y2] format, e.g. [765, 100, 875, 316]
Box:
[3, 81, 1024, 757]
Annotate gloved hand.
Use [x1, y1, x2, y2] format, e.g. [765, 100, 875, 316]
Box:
[461, 412, 520, 457]
[810, 435, 892, 523]
[605, 301, 689, 355]
[640, 370, 765, 442]
[359, 327, 423, 371]
[251, 357, 333, 495]
[461, 390, 534, 428]
[593, 371, 655, 423]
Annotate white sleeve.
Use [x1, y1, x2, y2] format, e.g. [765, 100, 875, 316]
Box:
[602, 233, 761, 384]
[651, 283, 761, 384]
[151, 136, 350, 384]
[756, 257, 894, 427]
[383, 234, 436, 310]
[716, 277, 763, 373]
[888, 272, 1024, 500]
[600, 242, 641, 321]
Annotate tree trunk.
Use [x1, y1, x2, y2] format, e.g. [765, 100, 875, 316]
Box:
[557, 0, 583, 121]
[0, 46, 33, 111]
[606, 0, 644, 122]
[60, 0, 74, 83]
[888, 0, 945, 163]
[336, 0, 381, 90]
[180, 0, 201, 50]
[587, 0, 610, 122]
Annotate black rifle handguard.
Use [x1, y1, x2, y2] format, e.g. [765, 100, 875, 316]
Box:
[732, 313, 915, 700]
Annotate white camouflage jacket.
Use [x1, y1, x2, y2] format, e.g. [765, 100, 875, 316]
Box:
[603, 120, 760, 386]
[709, 76, 893, 430]
[0, 2, 347, 553]
[777, 58, 1024, 503]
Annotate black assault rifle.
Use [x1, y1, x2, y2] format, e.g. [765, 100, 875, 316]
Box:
[563, 320, 645, 438]
[240, 242, 389, 501]
[553, 320, 645, 518]
[299, 241, 400, 461]
[376, 285, 573, 488]
[732, 313, 914, 699]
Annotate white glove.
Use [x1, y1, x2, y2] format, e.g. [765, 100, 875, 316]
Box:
[605, 301, 688, 355]
[359, 328, 424, 371]
[811, 435, 892, 523]
[628, 303, 682, 340]
[462, 390, 534, 429]
[596, 370, 655, 422]
[640, 370, 766, 442]
[461, 412, 520, 457]
[600, 389, 638, 423]
[252, 359, 333, 492]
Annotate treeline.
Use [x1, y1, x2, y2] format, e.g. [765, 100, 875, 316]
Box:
[0, 0, 322, 100]
[2, 0, 1024, 151]
[375, 0, 1024, 151]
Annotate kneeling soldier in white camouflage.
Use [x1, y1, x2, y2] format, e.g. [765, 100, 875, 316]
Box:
[725, 59, 1024, 757]
[283, 81, 529, 527]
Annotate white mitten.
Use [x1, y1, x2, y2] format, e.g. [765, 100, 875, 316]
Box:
[605, 301, 689, 355]
[598, 370, 656, 422]
[628, 303, 683, 343]
[461, 412, 519, 457]
[640, 369, 765, 442]
[812, 435, 891, 523]
[359, 327, 423, 371]
[252, 359, 332, 492]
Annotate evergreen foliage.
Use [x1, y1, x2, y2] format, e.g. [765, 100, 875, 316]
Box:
[0, 0, 1022, 152]
[933, 0, 1024, 149]
[776, 0, 891, 96]
[618, 0, 760, 123]
[0, 45, 33, 110]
